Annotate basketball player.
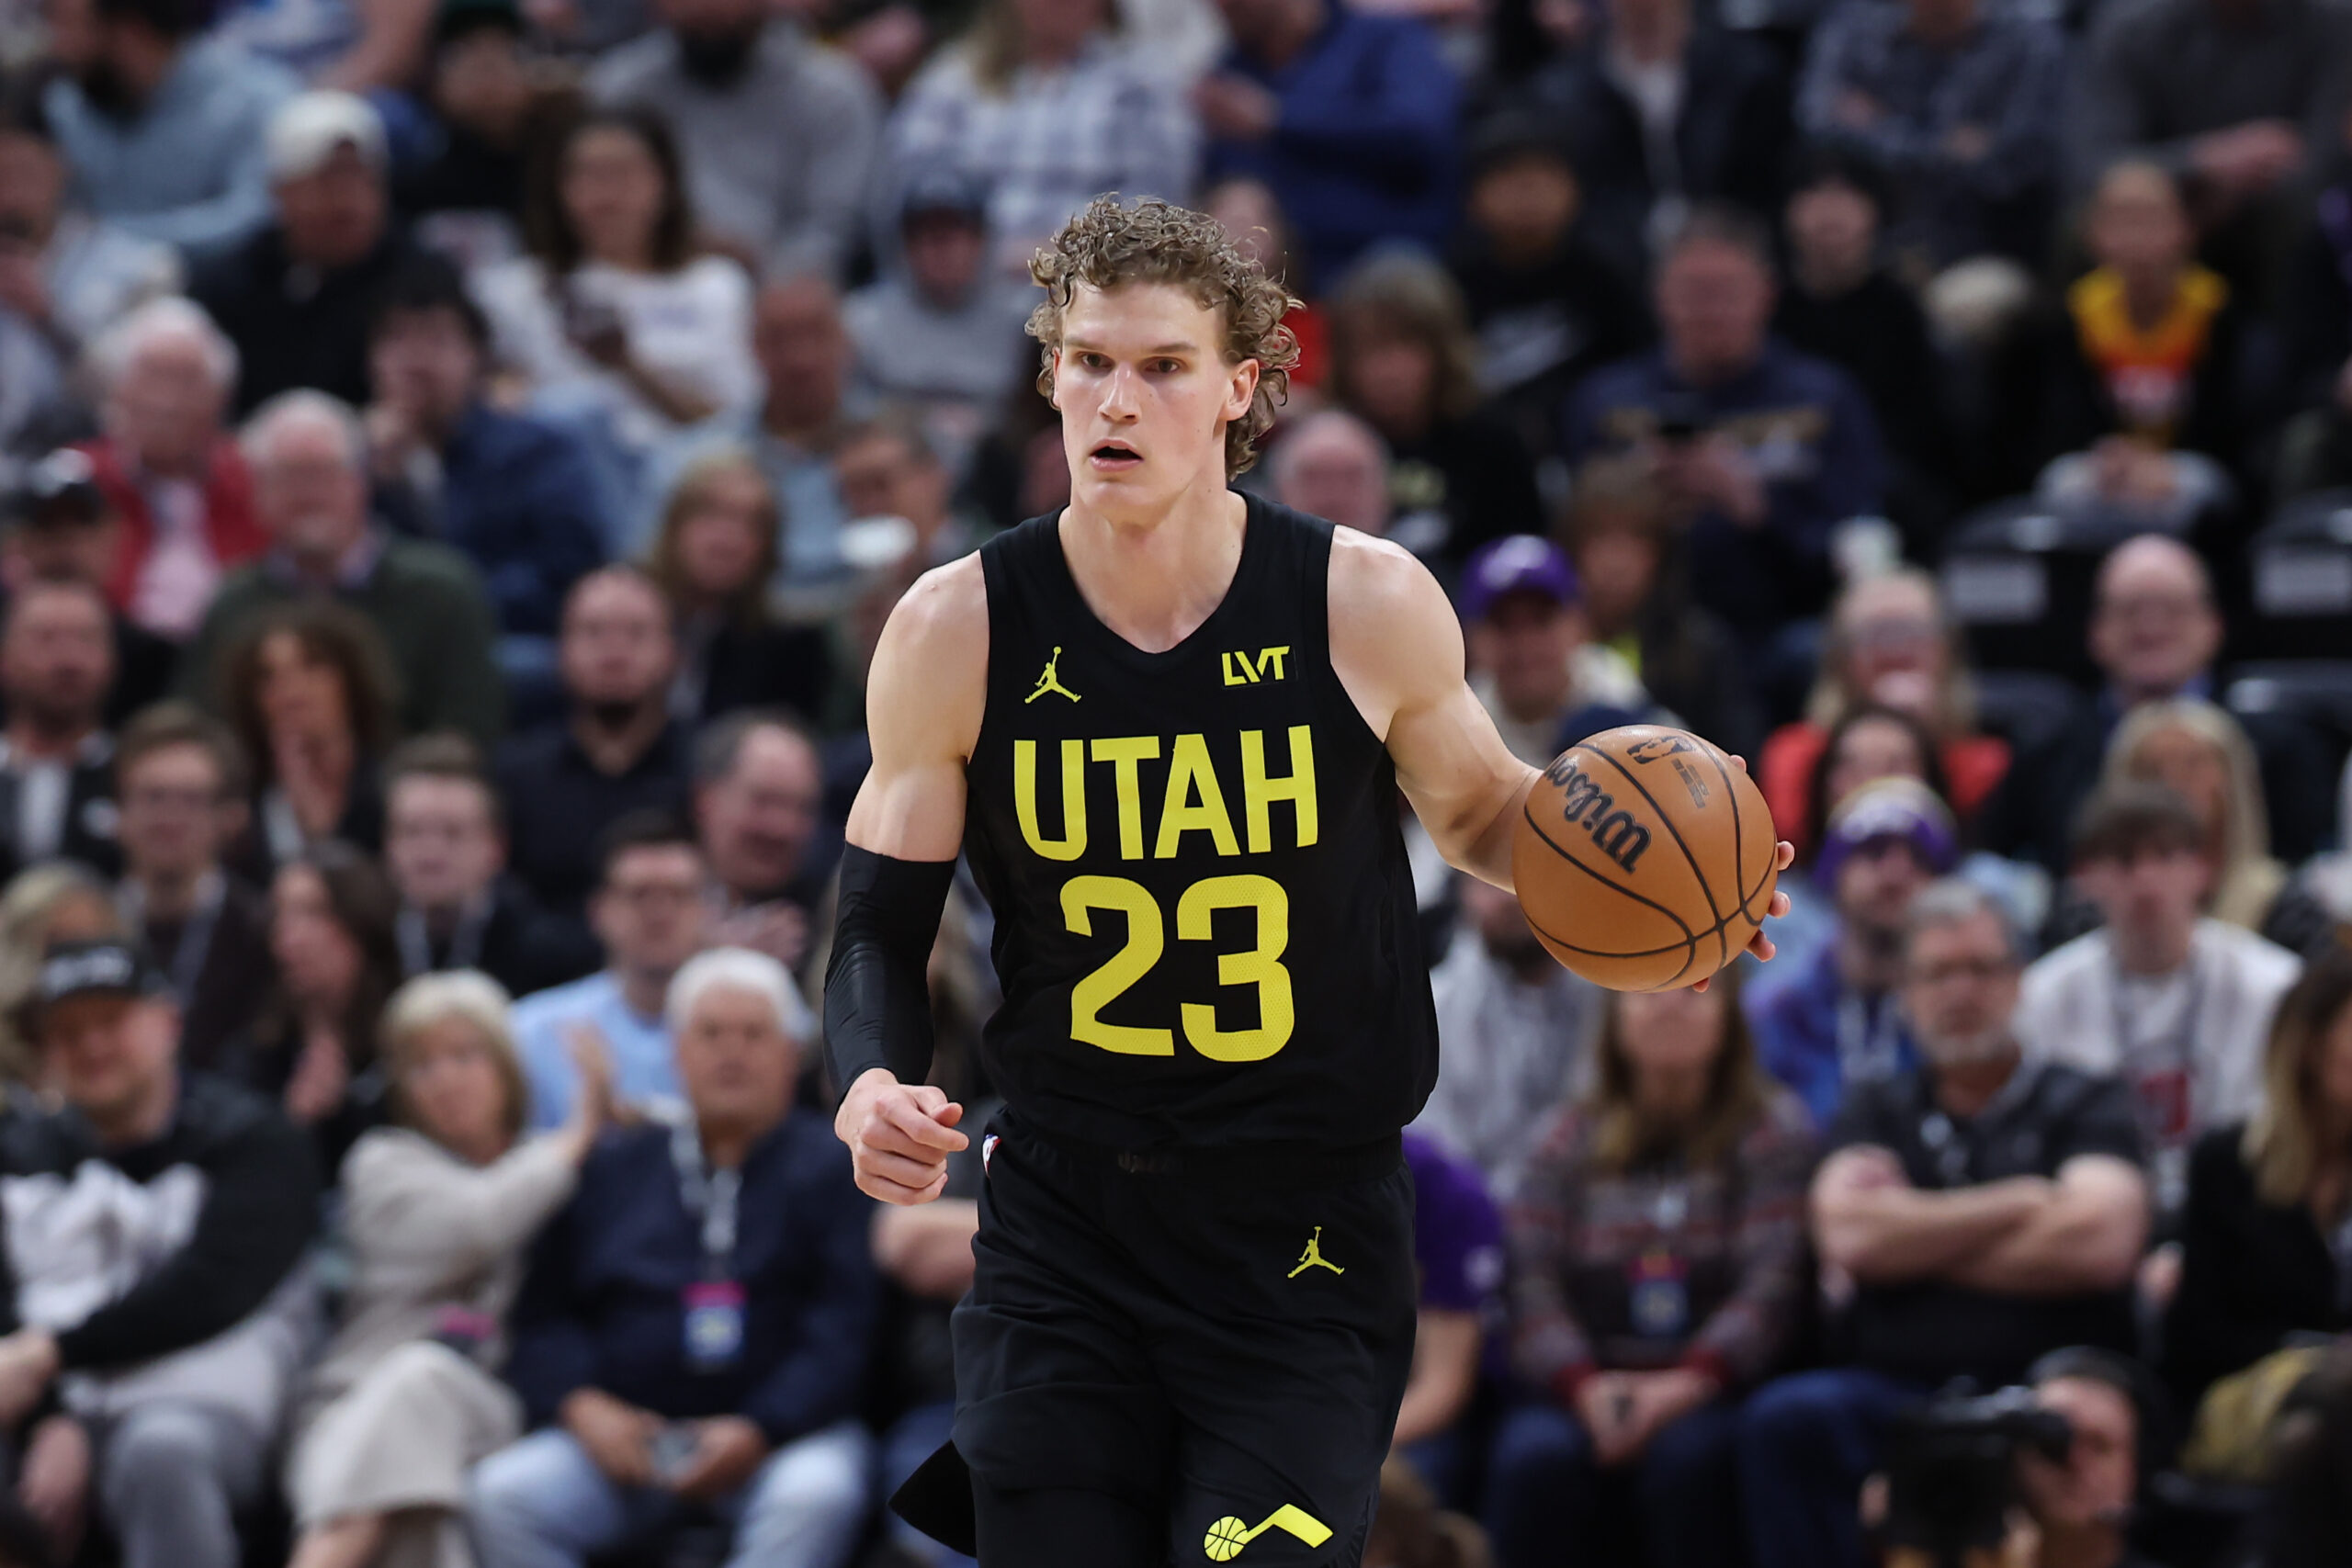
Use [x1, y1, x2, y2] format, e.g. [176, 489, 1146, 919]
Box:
[825, 197, 1793, 1567]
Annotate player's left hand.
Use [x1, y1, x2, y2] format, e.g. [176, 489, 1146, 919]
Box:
[668, 1416, 770, 1502]
[1692, 756, 1792, 992]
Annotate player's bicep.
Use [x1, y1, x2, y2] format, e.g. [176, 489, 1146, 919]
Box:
[846, 558, 987, 863]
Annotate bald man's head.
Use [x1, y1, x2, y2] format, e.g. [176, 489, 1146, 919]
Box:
[2090, 535, 2220, 703]
[1271, 411, 1392, 536]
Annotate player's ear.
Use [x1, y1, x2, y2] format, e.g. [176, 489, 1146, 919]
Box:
[1046, 349, 1063, 410]
[1225, 357, 1260, 423]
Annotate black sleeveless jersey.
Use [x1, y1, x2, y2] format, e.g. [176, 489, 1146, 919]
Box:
[960, 496, 1439, 1153]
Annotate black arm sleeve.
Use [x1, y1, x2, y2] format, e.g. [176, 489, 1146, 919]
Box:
[822, 846, 957, 1097]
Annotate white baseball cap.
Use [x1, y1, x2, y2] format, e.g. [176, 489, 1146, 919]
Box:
[266, 91, 388, 184]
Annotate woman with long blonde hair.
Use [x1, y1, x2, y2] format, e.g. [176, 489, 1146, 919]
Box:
[2165, 942, 2352, 1426]
[2104, 697, 2332, 953]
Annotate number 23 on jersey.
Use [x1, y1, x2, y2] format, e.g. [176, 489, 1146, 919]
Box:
[1014, 728, 1315, 1064]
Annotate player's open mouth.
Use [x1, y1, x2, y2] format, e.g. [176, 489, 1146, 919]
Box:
[1089, 442, 1142, 470]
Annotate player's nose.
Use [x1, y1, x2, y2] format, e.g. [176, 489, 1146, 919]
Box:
[1099, 364, 1142, 419]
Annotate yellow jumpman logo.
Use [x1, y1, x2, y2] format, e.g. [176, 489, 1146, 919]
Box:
[1287, 1226, 1343, 1279]
[1024, 646, 1080, 704]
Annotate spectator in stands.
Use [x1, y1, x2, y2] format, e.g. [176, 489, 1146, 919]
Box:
[78, 299, 267, 643]
[191, 92, 426, 417]
[285, 971, 606, 1568]
[694, 712, 826, 975]
[1795, 0, 2066, 271]
[6, 453, 176, 722]
[1197, 0, 1457, 285]
[1758, 569, 2009, 858]
[0, 87, 178, 371]
[218, 604, 395, 874]
[1514, 0, 1790, 292]
[185, 391, 504, 748]
[843, 173, 1031, 476]
[495, 569, 689, 918]
[646, 452, 831, 732]
[2026, 162, 2251, 491]
[2069, 0, 2352, 294]
[1394, 1132, 1505, 1499]
[1560, 457, 1761, 761]
[1445, 115, 1649, 465]
[2014, 1349, 2163, 1568]
[111, 703, 271, 1072]
[1772, 154, 1962, 528]
[587, 0, 880, 281]
[384, 735, 588, 998]
[230, 840, 403, 1171]
[1487, 971, 1813, 1568]
[1563, 207, 1885, 672]
[508, 811, 711, 1127]
[884, 0, 1195, 281]
[674, 274, 859, 590]
[1742, 880, 2149, 1568]
[472, 108, 757, 479]
[1798, 705, 1953, 886]
[1327, 254, 1544, 561]
[365, 255, 606, 641]
[1201, 175, 1327, 390]
[1984, 535, 2337, 874]
[0, 579, 121, 882]
[470, 948, 872, 1568]
[2105, 698, 2334, 954]
[2164, 945, 2352, 1438]
[0, 940, 320, 1568]
[389, 0, 550, 268]
[1416, 874, 1604, 1199]
[38, 0, 298, 263]
[1750, 777, 1953, 1126]
[1268, 411, 1393, 540]
[0, 864, 122, 1087]
[828, 413, 981, 572]
[1460, 536, 1653, 767]
[2017, 782, 2301, 1224]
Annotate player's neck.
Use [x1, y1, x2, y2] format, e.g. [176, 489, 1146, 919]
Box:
[1057, 486, 1249, 655]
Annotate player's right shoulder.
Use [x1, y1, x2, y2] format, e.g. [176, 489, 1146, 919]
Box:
[868, 553, 989, 762]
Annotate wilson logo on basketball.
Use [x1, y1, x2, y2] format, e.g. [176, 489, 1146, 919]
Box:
[1543, 761, 1654, 874]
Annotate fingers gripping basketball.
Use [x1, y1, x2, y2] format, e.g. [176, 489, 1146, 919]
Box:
[1510, 725, 1779, 991]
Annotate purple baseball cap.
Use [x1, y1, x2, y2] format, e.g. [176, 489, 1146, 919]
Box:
[1461, 535, 1579, 622]
[1815, 776, 1960, 889]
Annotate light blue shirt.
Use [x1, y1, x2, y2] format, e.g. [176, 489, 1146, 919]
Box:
[511, 970, 678, 1131]
[43, 40, 300, 264]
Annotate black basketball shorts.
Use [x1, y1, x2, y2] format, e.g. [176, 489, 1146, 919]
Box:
[949, 1111, 1419, 1568]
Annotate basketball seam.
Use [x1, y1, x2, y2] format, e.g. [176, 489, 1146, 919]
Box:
[1577, 739, 1728, 974]
[1519, 801, 1697, 940]
[1574, 742, 1721, 922]
[1521, 907, 1703, 990]
[1705, 745, 1744, 973]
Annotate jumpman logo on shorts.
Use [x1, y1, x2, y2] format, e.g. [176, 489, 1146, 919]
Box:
[1287, 1226, 1343, 1279]
[1025, 647, 1080, 703]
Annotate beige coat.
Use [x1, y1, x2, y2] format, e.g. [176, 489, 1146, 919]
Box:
[288, 1128, 580, 1568]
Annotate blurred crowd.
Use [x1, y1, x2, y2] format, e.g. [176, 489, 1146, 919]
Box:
[0, 0, 2350, 1563]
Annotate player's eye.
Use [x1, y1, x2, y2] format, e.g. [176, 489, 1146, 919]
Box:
[1148, 359, 1183, 375]
[1074, 353, 1110, 371]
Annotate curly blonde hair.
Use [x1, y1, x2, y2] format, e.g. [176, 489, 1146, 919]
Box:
[1027, 195, 1300, 478]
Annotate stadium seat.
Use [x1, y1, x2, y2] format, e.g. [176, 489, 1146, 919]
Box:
[2245, 490, 2352, 660]
[1939, 497, 2179, 684]
[2222, 660, 2352, 799]
[1970, 668, 2086, 752]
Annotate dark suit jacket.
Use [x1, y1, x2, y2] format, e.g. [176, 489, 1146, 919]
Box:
[692, 620, 834, 732]
[401, 879, 599, 999]
[0, 736, 121, 882]
[135, 874, 276, 1074]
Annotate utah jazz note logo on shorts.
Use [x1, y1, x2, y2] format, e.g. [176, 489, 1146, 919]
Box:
[1287, 1226, 1343, 1279]
[1025, 647, 1080, 704]
[1204, 1506, 1333, 1561]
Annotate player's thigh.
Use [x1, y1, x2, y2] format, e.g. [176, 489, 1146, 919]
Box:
[951, 1134, 1173, 1502]
[973, 1480, 1164, 1568]
[1152, 1167, 1419, 1567]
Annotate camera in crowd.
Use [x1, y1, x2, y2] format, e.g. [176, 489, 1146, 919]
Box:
[1884, 1383, 2075, 1567]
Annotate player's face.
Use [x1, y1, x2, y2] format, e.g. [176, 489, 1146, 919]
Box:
[1051, 283, 1257, 524]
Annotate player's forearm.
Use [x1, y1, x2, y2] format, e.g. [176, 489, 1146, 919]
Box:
[1432, 764, 1539, 890]
[822, 847, 954, 1091]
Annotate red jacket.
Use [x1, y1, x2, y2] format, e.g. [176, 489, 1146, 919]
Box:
[76, 437, 269, 620]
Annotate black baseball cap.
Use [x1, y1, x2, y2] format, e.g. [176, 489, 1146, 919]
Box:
[900, 168, 988, 227]
[24, 942, 171, 1035]
[6, 449, 106, 531]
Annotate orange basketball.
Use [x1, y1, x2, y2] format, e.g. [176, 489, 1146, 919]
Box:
[1510, 725, 1779, 992]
